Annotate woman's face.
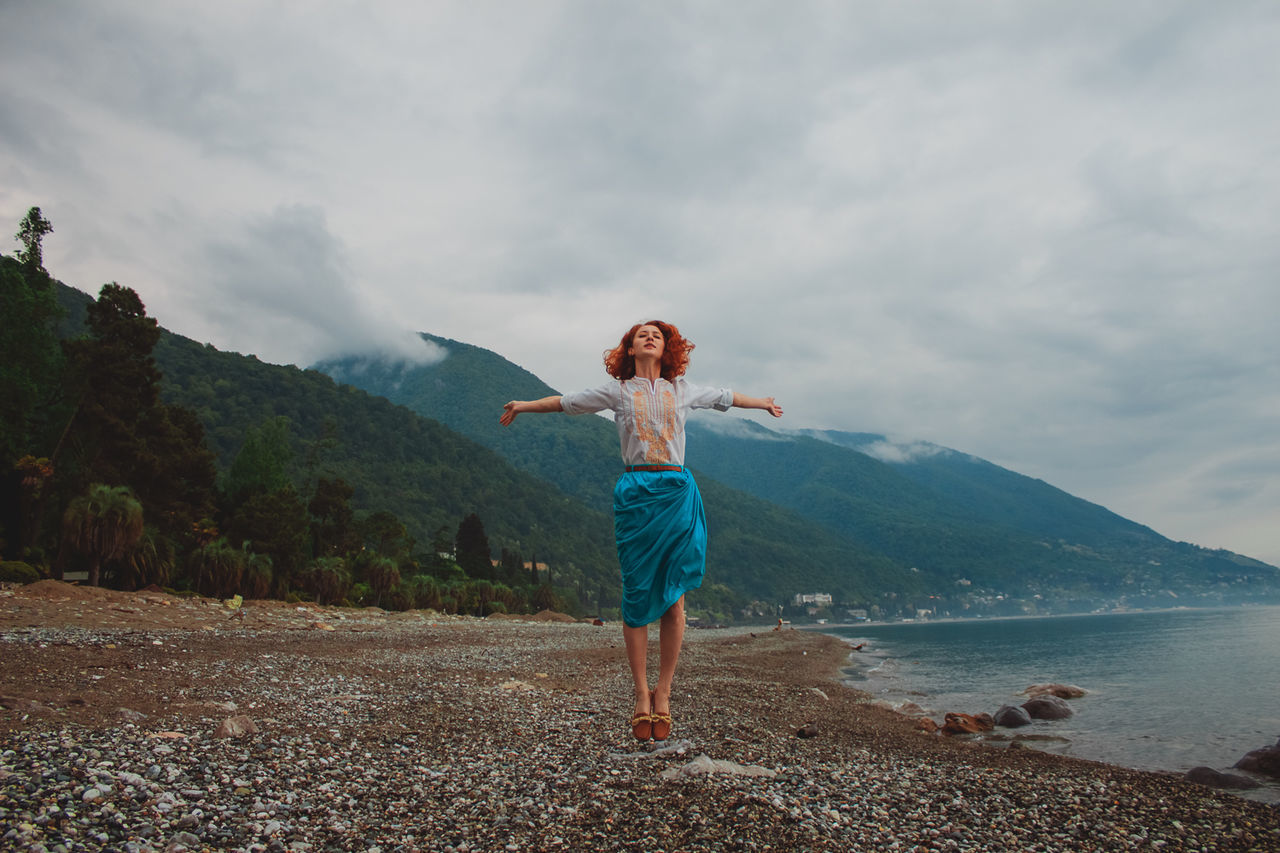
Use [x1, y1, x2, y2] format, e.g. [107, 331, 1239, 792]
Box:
[629, 324, 665, 361]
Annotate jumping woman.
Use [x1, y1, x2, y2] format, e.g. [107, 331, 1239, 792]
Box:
[500, 320, 783, 740]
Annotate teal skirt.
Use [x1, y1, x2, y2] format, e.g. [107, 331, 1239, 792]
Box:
[613, 468, 708, 628]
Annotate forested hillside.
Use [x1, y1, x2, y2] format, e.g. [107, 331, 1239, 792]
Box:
[316, 337, 923, 608]
[319, 336, 1280, 614]
[3, 240, 624, 619]
[34, 282, 911, 622]
[6, 202, 1274, 624]
[690, 421, 1278, 602]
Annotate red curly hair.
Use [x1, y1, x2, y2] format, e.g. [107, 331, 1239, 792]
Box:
[603, 320, 694, 381]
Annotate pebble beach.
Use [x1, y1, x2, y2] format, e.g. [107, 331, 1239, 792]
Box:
[1, 581, 1277, 852]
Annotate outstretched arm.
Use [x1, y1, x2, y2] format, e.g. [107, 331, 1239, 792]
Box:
[732, 392, 783, 418]
[500, 395, 563, 426]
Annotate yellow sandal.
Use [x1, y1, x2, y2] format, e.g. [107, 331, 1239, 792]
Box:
[650, 690, 672, 741]
[631, 695, 653, 741]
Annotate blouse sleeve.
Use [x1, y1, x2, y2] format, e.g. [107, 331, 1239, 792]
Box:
[683, 380, 734, 412]
[559, 382, 620, 415]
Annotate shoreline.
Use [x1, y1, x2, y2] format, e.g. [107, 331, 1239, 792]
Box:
[804, 601, 1280, 632]
[1, 582, 1277, 851]
[819, 611, 1280, 807]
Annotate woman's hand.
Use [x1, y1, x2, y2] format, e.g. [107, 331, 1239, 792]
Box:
[733, 392, 783, 418]
[500, 396, 562, 426]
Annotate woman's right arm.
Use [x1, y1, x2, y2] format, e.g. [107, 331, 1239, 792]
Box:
[500, 395, 563, 426]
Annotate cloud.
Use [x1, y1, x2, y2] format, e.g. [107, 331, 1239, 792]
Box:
[3, 1, 1279, 566]
[689, 413, 790, 442]
[198, 205, 445, 366]
[858, 440, 952, 465]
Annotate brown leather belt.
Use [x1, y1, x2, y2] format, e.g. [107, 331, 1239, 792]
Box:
[625, 465, 684, 473]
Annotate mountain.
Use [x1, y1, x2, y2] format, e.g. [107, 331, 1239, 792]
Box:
[688, 421, 1276, 600]
[316, 336, 922, 605]
[317, 335, 1280, 614]
[53, 284, 624, 610]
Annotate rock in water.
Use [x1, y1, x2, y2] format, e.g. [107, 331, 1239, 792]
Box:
[941, 713, 994, 735]
[1186, 766, 1260, 789]
[994, 705, 1033, 728]
[1023, 683, 1087, 699]
[1234, 738, 1280, 778]
[1022, 695, 1073, 720]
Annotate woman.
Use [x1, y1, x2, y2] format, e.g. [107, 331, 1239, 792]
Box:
[500, 320, 782, 741]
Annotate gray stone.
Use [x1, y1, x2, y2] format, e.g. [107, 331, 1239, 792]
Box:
[1185, 766, 1260, 789]
[214, 715, 259, 738]
[1233, 738, 1280, 778]
[993, 704, 1033, 728]
[170, 829, 202, 848]
[1022, 695, 1073, 720]
[1023, 683, 1087, 699]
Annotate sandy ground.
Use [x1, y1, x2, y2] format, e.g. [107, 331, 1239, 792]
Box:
[1, 581, 1276, 852]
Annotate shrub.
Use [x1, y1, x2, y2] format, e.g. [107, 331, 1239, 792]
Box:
[0, 561, 42, 583]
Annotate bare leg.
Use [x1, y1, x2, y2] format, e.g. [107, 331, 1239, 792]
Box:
[623, 623, 650, 717]
[652, 596, 685, 719]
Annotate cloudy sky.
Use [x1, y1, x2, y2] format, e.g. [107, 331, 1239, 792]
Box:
[3, 1, 1278, 565]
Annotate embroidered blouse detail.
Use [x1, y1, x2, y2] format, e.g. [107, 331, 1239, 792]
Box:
[560, 377, 732, 467]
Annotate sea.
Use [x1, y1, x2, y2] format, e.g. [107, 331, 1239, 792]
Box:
[826, 606, 1280, 804]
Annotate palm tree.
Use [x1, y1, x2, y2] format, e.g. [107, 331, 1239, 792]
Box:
[364, 556, 401, 608]
[109, 527, 173, 590]
[187, 538, 245, 598]
[242, 546, 273, 599]
[60, 484, 145, 587]
[306, 557, 350, 605]
[406, 574, 443, 611]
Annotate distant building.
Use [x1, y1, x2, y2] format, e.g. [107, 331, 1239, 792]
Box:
[792, 593, 833, 607]
[846, 608, 868, 621]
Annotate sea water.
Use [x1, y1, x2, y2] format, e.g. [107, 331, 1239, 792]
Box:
[827, 606, 1280, 804]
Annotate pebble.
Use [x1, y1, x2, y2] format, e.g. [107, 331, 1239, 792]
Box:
[2, 617, 1277, 852]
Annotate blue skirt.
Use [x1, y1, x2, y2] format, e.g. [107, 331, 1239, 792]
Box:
[613, 468, 708, 628]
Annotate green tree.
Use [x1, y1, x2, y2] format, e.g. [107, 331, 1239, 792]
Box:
[455, 513, 491, 579]
[57, 284, 215, 566]
[304, 556, 350, 605]
[498, 546, 523, 586]
[406, 573, 443, 610]
[226, 416, 293, 501]
[241, 545, 274, 599]
[1, 213, 66, 558]
[0, 256, 64, 466]
[107, 526, 174, 591]
[309, 477, 357, 557]
[59, 484, 145, 587]
[188, 537, 245, 599]
[361, 554, 400, 608]
[531, 582, 563, 614]
[131, 403, 218, 543]
[15, 207, 53, 275]
[60, 283, 161, 491]
[360, 509, 413, 559]
[224, 487, 310, 594]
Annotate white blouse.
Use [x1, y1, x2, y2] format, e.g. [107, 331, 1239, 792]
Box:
[560, 376, 733, 467]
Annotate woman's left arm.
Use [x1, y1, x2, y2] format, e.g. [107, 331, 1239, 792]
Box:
[732, 392, 783, 418]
